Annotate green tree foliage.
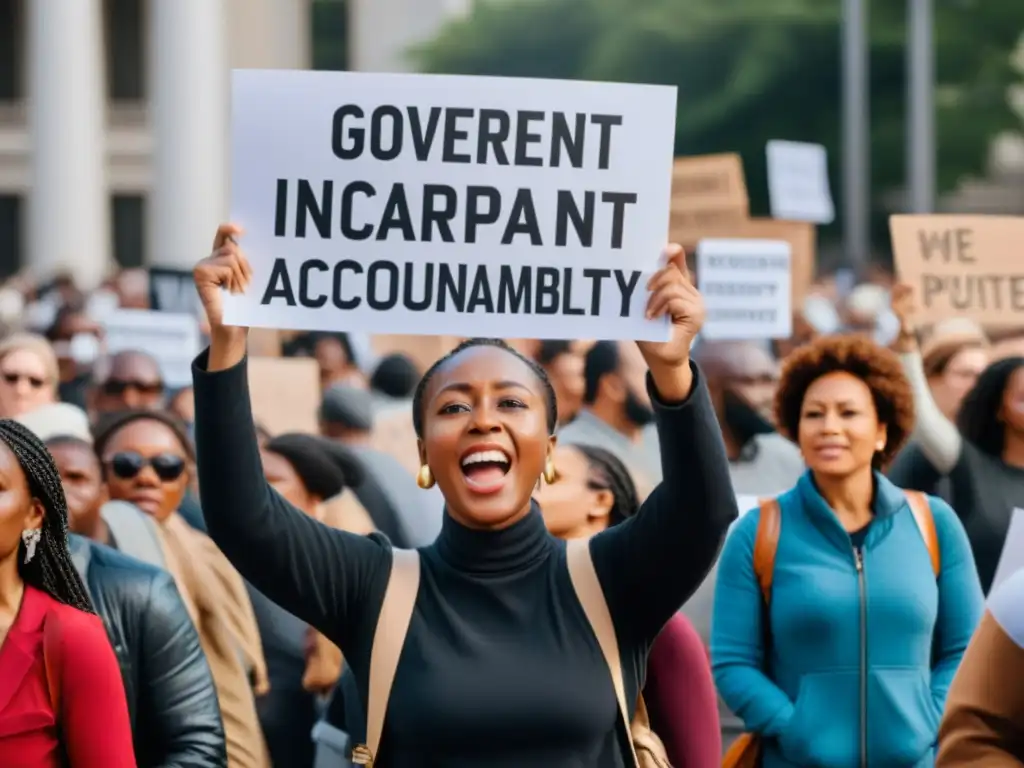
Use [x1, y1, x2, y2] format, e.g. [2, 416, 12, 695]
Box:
[417, 0, 1022, 249]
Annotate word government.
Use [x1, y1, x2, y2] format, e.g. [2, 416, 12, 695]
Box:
[260, 259, 642, 317]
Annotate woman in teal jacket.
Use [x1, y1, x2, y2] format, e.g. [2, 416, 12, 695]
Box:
[712, 335, 984, 768]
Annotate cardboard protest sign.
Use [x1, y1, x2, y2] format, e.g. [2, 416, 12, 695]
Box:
[669, 154, 749, 242]
[766, 140, 835, 224]
[226, 70, 678, 342]
[890, 215, 1024, 326]
[672, 217, 815, 302]
[247, 356, 320, 435]
[697, 239, 792, 340]
[102, 309, 201, 389]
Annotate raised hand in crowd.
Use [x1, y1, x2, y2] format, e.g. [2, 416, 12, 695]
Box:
[193, 223, 252, 371]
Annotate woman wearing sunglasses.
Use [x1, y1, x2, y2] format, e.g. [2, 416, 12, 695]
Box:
[93, 410, 272, 768]
[0, 333, 59, 418]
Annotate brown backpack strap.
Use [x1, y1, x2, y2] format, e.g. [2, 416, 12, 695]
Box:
[353, 548, 421, 766]
[904, 490, 940, 577]
[753, 499, 781, 605]
[565, 538, 640, 768]
[43, 614, 61, 717]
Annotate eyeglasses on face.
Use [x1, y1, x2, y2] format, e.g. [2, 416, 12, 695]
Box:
[102, 379, 164, 397]
[105, 451, 186, 482]
[1, 371, 46, 389]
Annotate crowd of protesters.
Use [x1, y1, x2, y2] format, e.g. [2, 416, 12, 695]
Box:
[0, 234, 1022, 766]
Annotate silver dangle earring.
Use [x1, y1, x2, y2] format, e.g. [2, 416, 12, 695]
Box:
[21, 528, 41, 564]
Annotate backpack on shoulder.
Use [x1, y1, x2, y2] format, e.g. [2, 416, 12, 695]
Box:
[346, 544, 670, 767]
[721, 490, 940, 768]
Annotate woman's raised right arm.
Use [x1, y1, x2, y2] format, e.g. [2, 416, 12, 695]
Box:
[193, 347, 390, 644]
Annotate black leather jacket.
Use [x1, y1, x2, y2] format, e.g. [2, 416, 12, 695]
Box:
[69, 535, 227, 767]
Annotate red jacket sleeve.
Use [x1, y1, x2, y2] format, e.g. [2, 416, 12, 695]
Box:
[53, 609, 137, 767]
[645, 613, 721, 767]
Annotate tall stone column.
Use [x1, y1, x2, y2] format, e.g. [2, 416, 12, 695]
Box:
[149, 0, 229, 268]
[27, 0, 110, 288]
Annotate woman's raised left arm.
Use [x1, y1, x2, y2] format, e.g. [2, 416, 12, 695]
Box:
[589, 247, 737, 642]
[590, 361, 737, 642]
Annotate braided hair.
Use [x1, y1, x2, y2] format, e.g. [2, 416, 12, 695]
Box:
[412, 338, 558, 437]
[573, 444, 640, 528]
[0, 420, 94, 612]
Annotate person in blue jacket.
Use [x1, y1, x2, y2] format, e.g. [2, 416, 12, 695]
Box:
[712, 334, 984, 768]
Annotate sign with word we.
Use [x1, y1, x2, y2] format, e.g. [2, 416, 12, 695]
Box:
[225, 70, 678, 342]
[890, 215, 1024, 326]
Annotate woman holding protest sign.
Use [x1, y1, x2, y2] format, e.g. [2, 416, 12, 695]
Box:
[190, 223, 737, 766]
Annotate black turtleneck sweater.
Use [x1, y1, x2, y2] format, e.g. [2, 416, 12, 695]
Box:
[192, 350, 737, 767]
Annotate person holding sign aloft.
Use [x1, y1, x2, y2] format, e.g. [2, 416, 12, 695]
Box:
[190, 223, 736, 766]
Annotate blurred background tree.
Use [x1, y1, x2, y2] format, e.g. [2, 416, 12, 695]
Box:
[416, 0, 1023, 257]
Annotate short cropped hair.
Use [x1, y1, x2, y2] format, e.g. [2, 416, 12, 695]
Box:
[774, 334, 915, 468]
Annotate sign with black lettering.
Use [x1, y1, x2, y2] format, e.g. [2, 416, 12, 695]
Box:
[890, 214, 1024, 326]
[224, 70, 678, 341]
[696, 239, 792, 340]
[149, 267, 202, 315]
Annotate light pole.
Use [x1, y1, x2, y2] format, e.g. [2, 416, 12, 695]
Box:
[907, 0, 936, 213]
[842, 0, 870, 267]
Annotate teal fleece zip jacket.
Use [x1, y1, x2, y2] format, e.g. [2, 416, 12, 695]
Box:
[711, 472, 983, 768]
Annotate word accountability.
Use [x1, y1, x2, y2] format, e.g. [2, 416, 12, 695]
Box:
[259, 259, 642, 316]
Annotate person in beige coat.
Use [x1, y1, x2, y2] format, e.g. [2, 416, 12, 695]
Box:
[937, 569, 1024, 765]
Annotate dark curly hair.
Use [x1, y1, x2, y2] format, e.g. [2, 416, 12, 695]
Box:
[573, 444, 639, 528]
[0, 420, 94, 613]
[956, 356, 1024, 457]
[412, 338, 558, 438]
[774, 334, 915, 469]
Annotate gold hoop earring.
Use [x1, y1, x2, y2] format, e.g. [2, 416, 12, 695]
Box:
[543, 459, 557, 485]
[416, 465, 435, 490]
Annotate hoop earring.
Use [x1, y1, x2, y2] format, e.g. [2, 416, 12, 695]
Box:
[416, 465, 435, 490]
[543, 459, 557, 485]
[21, 528, 41, 565]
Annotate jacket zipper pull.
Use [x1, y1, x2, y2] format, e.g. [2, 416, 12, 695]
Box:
[854, 548, 864, 572]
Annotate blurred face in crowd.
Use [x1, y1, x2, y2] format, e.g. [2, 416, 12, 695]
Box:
[0, 348, 57, 418]
[534, 445, 612, 539]
[929, 345, 989, 421]
[48, 440, 106, 537]
[93, 352, 166, 415]
[0, 441, 43, 573]
[261, 450, 320, 519]
[169, 387, 195, 425]
[315, 336, 364, 391]
[101, 419, 190, 522]
[541, 346, 586, 425]
[999, 366, 1024, 437]
[798, 371, 886, 480]
[419, 345, 554, 529]
[49, 310, 104, 382]
[721, 346, 779, 423]
[593, 342, 653, 430]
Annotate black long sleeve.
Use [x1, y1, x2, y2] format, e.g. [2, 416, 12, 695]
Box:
[141, 571, 227, 768]
[192, 350, 391, 649]
[590, 363, 737, 644]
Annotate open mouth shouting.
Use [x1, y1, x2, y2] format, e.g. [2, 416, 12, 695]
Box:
[460, 445, 512, 495]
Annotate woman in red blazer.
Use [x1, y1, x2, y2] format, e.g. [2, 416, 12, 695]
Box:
[0, 419, 135, 767]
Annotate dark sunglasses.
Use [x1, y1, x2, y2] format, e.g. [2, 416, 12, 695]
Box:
[2, 372, 45, 389]
[107, 451, 186, 482]
[102, 379, 164, 397]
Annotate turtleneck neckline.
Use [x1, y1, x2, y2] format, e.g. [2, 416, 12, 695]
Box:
[434, 502, 552, 575]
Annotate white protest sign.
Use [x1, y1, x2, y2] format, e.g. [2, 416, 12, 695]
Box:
[991, 508, 1024, 593]
[102, 309, 201, 389]
[225, 70, 678, 342]
[697, 239, 792, 340]
[766, 140, 835, 224]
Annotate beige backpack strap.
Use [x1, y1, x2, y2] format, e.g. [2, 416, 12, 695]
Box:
[565, 538, 640, 768]
[352, 548, 421, 766]
[904, 490, 941, 577]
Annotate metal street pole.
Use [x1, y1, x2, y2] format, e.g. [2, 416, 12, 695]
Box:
[907, 0, 936, 212]
[842, 0, 870, 267]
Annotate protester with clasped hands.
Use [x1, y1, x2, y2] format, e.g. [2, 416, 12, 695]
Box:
[190, 223, 737, 766]
[712, 334, 983, 768]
